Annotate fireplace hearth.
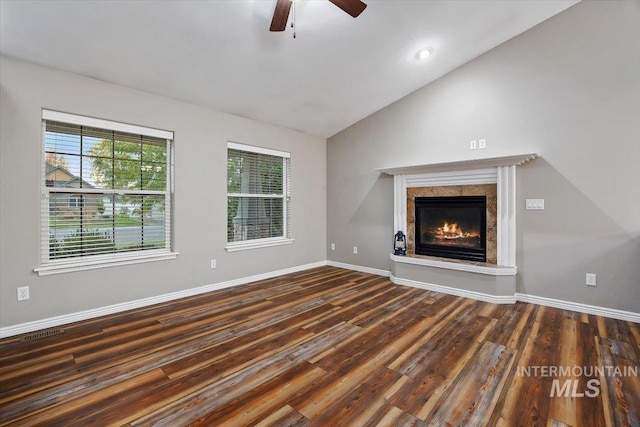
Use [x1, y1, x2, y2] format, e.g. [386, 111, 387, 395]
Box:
[415, 196, 487, 262]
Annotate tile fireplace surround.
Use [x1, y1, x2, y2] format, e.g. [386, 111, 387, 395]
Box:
[407, 184, 497, 264]
[377, 154, 538, 304]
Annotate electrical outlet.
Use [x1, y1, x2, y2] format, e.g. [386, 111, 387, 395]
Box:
[330, 243, 335, 251]
[353, 246, 358, 254]
[470, 140, 477, 150]
[17, 286, 30, 301]
[586, 273, 597, 287]
[478, 139, 486, 149]
[210, 259, 217, 269]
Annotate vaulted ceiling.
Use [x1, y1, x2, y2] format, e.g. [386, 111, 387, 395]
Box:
[0, 0, 578, 137]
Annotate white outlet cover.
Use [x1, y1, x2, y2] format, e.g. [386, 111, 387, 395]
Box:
[478, 139, 486, 149]
[353, 246, 358, 254]
[586, 273, 597, 287]
[17, 286, 30, 301]
[470, 140, 477, 150]
[330, 243, 335, 251]
[210, 259, 217, 269]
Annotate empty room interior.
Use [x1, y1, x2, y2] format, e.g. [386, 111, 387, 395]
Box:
[1, 0, 639, 425]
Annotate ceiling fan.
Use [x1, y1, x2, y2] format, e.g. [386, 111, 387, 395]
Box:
[269, 0, 367, 32]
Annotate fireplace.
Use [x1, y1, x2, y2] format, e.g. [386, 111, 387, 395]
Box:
[415, 196, 487, 262]
[381, 155, 538, 297]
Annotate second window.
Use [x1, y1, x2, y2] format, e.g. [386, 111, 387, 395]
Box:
[227, 142, 291, 247]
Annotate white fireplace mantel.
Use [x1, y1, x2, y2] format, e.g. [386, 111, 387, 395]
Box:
[378, 154, 539, 275]
[375, 153, 539, 176]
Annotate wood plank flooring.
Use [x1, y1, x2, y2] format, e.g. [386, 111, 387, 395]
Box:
[0, 266, 638, 426]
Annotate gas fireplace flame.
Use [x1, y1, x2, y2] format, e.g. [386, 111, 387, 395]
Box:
[434, 222, 479, 240]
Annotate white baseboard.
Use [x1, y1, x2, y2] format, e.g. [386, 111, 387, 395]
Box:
[390, 274, 516, 305]
[327, 260, 390, 277]
[333, 263, 640, 322]
[515, 293, 640, 323]
[3, 260, 638, 339]
[0, 261, 328, 339]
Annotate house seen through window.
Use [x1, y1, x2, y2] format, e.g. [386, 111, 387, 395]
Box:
[41, 110, 174, 268]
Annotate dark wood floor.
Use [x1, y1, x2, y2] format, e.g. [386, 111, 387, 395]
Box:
[1, 266, 638, 426]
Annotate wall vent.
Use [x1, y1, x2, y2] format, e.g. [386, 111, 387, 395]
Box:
[21, 328, 64, 342]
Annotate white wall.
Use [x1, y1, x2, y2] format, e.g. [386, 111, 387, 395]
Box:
[0, 57, 327, 328]
[327, 0, 640, 312]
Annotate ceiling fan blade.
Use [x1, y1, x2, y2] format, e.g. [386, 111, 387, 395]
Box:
[328, 0, 367, 18]
[270, 0, 293, 32]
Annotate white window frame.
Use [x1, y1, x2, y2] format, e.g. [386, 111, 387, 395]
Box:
[68, 194, 81, 209]
[35, 110, 178, 276]
[225, 142, 293, 252]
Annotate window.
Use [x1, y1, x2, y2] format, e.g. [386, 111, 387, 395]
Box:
[226, 142, 292, 251]
[68, 195, 81, 209]
[36, 110, 177, 275]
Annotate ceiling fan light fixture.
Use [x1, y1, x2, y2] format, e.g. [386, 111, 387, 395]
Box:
[415, 48, 433, 60]
[270, 0, 367, 33]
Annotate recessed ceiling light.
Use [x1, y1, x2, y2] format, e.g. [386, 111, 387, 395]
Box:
[415, 48, 433, 60]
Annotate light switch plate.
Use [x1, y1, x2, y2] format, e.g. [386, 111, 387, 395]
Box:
[526, 199, 545, 210]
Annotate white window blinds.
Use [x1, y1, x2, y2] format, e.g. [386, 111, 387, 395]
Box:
[227, 143, 291, 245]
[41, 111, 173, 266]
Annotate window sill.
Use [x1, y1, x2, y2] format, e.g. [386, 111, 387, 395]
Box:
[34, 251, 179, 276]
[225, 238, 294, 252]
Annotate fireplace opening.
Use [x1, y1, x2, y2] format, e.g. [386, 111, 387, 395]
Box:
[415, 196, 487, 262]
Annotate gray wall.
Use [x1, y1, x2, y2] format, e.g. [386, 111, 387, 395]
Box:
[327, 0, 640, 312]
[0, 57, 327, 328]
